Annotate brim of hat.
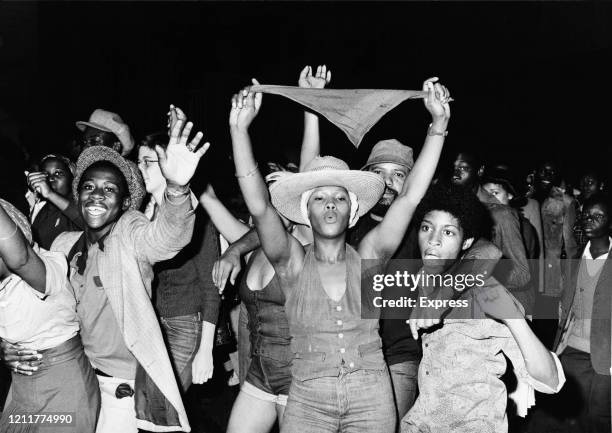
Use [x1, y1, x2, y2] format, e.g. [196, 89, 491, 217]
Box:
[75, 121, 135, 156]
[361, 158, 414, 171]
[269, 170, 385, 226]
[75, 121, 113, 133]
[72, 146, 145, 211]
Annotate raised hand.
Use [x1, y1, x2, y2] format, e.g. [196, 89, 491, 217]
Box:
[423, 77, 451, 123]
[298, 65, 331, 89]
[166, 104, 186, 137]
[26, 172, 53, 199]
[156, 117, 210, 187]
[229, 79, 263, 133]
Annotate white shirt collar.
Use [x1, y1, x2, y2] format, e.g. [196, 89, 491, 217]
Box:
[582, 237, 612, 260]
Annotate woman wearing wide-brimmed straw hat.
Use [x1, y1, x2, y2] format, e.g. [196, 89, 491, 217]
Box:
[228, 76, 450, 432]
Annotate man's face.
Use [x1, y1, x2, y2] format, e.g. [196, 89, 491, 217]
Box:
[536, 162, 559, 192]
[482, 182, 513, 205]
[418, 210, 473, 272]
[580, 174, 600, 200]
[78, 165, 130, 236]
[581, 202, 611, 240]
[138, 146, 165, 194]
[42, 158, 72, 197]
[307, 186, 351, 238]
[81, 127, 121, 153]
[451, 156, 478, 187]
[367, 163, 408, 216]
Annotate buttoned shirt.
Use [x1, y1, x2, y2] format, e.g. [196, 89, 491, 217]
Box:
[403, 318, 564, 433]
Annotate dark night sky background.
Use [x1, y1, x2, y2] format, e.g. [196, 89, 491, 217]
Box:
[1, 1, 612, 203]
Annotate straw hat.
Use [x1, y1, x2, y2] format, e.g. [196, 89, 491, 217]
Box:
[76, 109, 135, 156]
[0, 198, 33, 245]
[73, 146, 145, 211]
[269, 156, 385, 226]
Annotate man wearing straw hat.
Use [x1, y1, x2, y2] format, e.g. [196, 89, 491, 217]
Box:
[228, 76, 450, 432]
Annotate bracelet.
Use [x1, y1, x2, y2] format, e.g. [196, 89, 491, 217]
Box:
[235, 164, 259, 179]
[427, 123, 448, 137]
[0, 224, 18, 241]
[166, 184, 190, 197]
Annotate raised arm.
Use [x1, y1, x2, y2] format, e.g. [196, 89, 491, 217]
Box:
[0, 201, 46, 292]
[130, 116, 210, 264]
[199, 184, 250, 243]
[27, 173, 85, 229]
[359, 77, 450, 260]
[298, 65, 331, 171]
[229, 82, 300, 270]
[475, 282, 562, 390]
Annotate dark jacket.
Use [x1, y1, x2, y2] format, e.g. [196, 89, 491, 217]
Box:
[554, 249, 611, 376]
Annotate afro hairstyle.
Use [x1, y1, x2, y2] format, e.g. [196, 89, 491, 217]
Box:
[415, 182, 490, 241]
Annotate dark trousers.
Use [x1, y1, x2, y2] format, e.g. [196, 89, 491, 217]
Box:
[559, 346, 611, 433]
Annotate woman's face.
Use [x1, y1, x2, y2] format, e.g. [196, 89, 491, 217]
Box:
[42, 158, 72, 197]
[418, 210, 474, 272]
[138, 146, 166, 194]
[307, 186, 351, 238]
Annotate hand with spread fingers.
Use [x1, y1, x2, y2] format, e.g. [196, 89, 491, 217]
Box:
[423, 77, 451, 123]
[298, 65, 331, 89]
[0, 339, 42, 376]
[156, 116, 210, 188]
[229, 79, 263, 133]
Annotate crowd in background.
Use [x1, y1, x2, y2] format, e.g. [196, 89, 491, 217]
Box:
[0, 66, 609, 433]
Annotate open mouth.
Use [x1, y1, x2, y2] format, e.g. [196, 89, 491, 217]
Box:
[423, 250, 439, 258]
[85, 204, 107, 217]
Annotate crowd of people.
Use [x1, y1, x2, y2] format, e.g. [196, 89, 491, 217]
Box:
[0, 66, 609, 433]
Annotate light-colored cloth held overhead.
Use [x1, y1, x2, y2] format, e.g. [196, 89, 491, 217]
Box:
[250, 85, 427, 148]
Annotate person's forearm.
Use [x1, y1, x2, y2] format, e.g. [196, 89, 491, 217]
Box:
[197, 321, 216, 354]
[44, 190, 71, 211]
[299, 112, 320, 172]
[505, 319, 559, 389]
[399, 118, 448, 202]
[230, 128, 272, 217]
[0, 209, 29, 270]
[0, 207, 46, 292]
[230, 228, 262, 257]
[200, 193, 249, 243]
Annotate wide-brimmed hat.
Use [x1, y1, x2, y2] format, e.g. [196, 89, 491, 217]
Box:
[72, 146, 145, 211]
[361, 139, 414, 171]
[481, 166, 517, 197]
[269, 156, 385, 226]
[0, 198, 33, 245]
[76, 109, 135, 156]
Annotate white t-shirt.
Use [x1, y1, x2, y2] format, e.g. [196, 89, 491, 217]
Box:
[0, 246, 78, 350]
